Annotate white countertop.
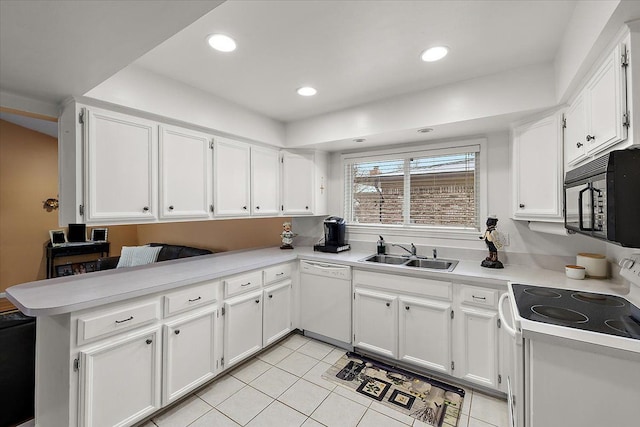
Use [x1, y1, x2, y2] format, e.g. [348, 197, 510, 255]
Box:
[6, 246, 628, 317]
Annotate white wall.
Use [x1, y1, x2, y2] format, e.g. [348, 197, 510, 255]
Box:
[310, 131, 610, 269]
[84, 65, 286, 146]
[285, 64, 556, 147]
[0, 90, 58, 118]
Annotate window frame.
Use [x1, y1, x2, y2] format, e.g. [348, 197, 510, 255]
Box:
[341, 138, 487, 240]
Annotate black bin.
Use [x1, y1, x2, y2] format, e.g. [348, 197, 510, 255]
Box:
[0, 311, 35, 427]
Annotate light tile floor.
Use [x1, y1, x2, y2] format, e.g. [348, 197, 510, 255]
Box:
[137, 334, 508, 427]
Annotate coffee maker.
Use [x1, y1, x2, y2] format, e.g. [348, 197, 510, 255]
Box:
[314, 216, 351, 253]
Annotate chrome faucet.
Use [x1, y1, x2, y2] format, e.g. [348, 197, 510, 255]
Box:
[433, 248, 437, 259]
[392, 243, 417, 257]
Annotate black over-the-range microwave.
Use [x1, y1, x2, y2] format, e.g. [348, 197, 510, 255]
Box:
[564, 148, 640, 247]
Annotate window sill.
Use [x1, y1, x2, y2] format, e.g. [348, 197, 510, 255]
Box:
[346, 224, 481, 241]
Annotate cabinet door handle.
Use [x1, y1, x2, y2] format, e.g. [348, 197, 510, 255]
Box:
[174, 330, 180, 335]
[241, 282, 252, 287]
[405, 306, 410, 310]
[256, 206, 260, 210]
[115, 316, 133, 324]
[255, 299, 260, 304]
[576, 142, 583, 148]
[146, 339, 153, 345]
[268, 294, 273, 299]
[472, 295, 486, 300]
[168, 205, 174, 211]
[305, 206, 309, 210]
[188, 296, 202, 302]
[143, 206, 149, 212]
[243, 206, 247, 210]
[519, 203, 525, 208]
[386, 302, 390, 307]
[276, 272, 284, 276]
[586, 135, 596, 142]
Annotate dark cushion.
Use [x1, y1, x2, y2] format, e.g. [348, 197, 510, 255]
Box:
[95, 243, 212, 271]
[148, 243, 212, 262]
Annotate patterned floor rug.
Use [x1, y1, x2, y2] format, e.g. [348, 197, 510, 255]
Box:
[322, 352, 465, 427]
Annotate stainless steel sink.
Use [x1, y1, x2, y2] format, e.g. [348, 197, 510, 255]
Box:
[361, 254, 458, 272]
[405, 258, 458, 271]
[362, 254, 409, 265]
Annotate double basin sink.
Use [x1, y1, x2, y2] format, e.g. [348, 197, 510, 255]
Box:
[361, 254, 458, 272]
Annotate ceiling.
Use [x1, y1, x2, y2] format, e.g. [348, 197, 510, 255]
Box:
[0, 0, 223, 106]
[133, 0, 578, 123]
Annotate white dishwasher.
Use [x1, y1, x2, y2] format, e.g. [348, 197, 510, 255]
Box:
[299, 260, 352, 348]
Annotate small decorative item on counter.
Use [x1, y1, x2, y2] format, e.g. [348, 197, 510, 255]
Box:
[565, 265, 586, 280]
[479, 215, 504, 269]
[576, 253, 608, 278]
[280, 221, 297, 249]
[377, 235, 386, 255]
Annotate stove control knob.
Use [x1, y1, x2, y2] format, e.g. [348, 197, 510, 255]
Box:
[619, 258, 635, 269]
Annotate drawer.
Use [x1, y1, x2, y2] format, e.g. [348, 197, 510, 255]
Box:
[460, 286, 497, 308]
[264, 263, 293, 285]
[164, 281, 218, 317]
[77, 300, 160, 345]
[225, 270, 263, 297]
[354, 270, 451, 300]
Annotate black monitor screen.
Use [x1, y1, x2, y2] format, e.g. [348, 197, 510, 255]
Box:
[68, 224, 86, 242]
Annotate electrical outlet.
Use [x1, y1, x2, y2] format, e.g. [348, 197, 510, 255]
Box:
[501, 232, 510, 247]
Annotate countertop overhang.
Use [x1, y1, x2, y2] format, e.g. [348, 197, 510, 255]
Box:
[6, 246, 627, 317]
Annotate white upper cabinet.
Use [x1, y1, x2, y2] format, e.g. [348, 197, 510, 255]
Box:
[159, 125, 212, 220]
[563, 94, 589, 165]
[585, 43, 628, 156]
[565, 43, 628, 168]
[512, 112, 564, 221]
[282, 151, 314, 215]
[213, 138, 251, 217]
[251, 146, 280, 216]
[282, 151, 328, 216]
[85, 107, 158, 223]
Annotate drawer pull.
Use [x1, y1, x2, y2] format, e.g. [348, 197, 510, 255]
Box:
[276, 272, 284, 276]
[188, 296, 202, 302]
[405, 306, 410, 310]
[174, 330, 180, 335]
[472, 295, 486, 301]
[241, 282, 252, 287]
[115, 316, 134, 324]
[386, 302, 390, 307]
[255, 299, 260, 304]
[146, 339, 153, 345]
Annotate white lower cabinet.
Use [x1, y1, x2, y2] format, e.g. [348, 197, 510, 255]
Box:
[452, 284, 501, 389]
[263, 280, 292, 346]
[353, 288, 398, 359]
[353, 270, 504, 392]
[163, 307, 219, 404]
[78, 326, 162, 427]
[223, 289, 263, 368]
[399, 296, 452, 374]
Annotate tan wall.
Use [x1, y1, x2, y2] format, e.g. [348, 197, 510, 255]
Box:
[0, 120, 140, 291]
[136, 217, 289, 253]
[0, 120, 60, 290]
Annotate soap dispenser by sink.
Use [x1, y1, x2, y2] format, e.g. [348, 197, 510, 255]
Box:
[377, 236, 386, 255]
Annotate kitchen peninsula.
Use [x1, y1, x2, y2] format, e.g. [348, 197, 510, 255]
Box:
[6, 246, 626, 427]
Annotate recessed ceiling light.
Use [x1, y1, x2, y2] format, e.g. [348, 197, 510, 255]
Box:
[353, 138, 366, 143]
[421, 46, 448, 62]
[207, 34, 236, 52]
[297, 87, 317, 97]
[418, 128, 434, 133]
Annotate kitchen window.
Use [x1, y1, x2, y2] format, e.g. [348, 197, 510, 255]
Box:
[343, 140, 486, 234]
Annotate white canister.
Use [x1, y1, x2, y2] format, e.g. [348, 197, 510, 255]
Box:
[576, 253, 608, 278]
